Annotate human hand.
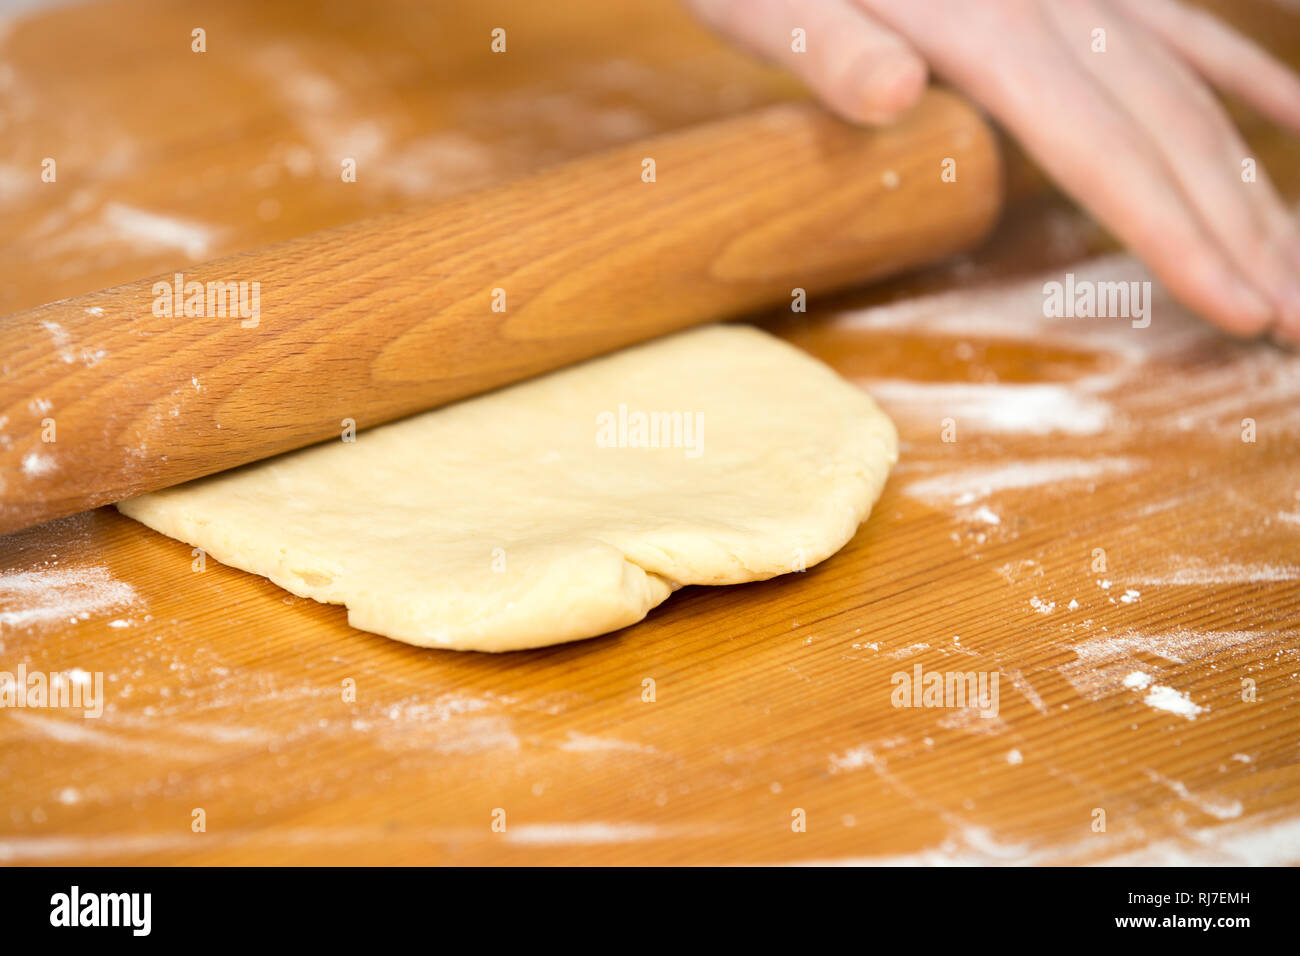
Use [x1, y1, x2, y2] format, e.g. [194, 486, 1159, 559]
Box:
[684, 0, 1300, 341]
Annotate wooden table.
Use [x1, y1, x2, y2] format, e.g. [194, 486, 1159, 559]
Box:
[1, 0, 1298, 865]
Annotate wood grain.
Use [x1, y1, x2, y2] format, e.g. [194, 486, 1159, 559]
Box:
[1, 0, 1298, 865]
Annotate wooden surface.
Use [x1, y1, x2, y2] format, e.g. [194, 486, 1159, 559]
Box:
[2, 0, 1299, 865]
[0, 92, 1000, 534]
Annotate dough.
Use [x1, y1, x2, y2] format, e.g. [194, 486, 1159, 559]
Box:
[117, 325, 897, 651]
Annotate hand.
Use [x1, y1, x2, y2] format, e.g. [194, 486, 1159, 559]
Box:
[684, 0, 1300, 341]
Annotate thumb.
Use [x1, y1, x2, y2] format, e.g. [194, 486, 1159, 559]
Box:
[684, 0, 929, 124]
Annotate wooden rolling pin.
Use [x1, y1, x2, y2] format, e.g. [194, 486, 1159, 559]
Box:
[0, 89, 1001, 535]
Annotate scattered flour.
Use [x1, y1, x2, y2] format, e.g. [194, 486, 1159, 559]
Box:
[1142, 684, 1203, 719]
[98, 202, 216, 259]
[1127, 562, 1300, 586]
[789, 812, 1300, 865]
[558, 731, 655, 754]
[828, 746, 877, 773]
[862, 380, 1113, 435]
[35, 319, 104, 366]
[1029, 596, 1055, 615]
[1145, 770, 1242, 820]
[1074, 629, 1276, 668]
[885, 642, 931, 659]
[901, 457, 1139, 505]
[503, 822, 716, 846]
[20, 452, 56, 478]
[7, 712, 200, 762]
[350, 692, 519, 755]
[1122, 670, 1152, 690]
[1058, 629, 1284, 703]
[40, 319, 74, 361]
[0, 566, 141, 629]
[828, 737, 908, 774]
[832, 252, 1202, 365]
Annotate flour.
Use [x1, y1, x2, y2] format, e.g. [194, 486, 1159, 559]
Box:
[864, 379, 1113, 435]
[789, 812, 1300, 865]
[1074, 629, 1281, 667]
[1058, 629, 1289, 704]
[35, 201, 220, 265]
[1145, 770, 1241, 820]
[1122, 670, 1152, 690]
[1142, 684, 1204, 719]
[1127, 562, 1300, 585]
[828, 746, 877, 773]
[836, 251, 1300, 454]
[1029, 596, 1055, 614]
[7, 711, 200, 761]
[20, 452, 56, 478]
[885, 642, 931, 659]
[39, 319, 75, 364]
[33, 319, 105, 367]
[502, 822, 718, 846]
[558, 731, 655, 753]
[377, 132, 503, 199]
[98, 203, 215, 259]
[0, 566, 141, 629]
[833, 252, 1205, 363]
[0, 161, 28, 203]
[901, 457, 1139, 505]
[252, 44, 389, 171]
[828, 736, 908, 773]
[353, 692, 519, 754]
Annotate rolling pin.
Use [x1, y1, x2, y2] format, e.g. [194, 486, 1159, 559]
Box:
[0, 89, 1002, 536]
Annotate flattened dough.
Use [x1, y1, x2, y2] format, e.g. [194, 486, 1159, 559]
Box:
[117, 325, 897, 651]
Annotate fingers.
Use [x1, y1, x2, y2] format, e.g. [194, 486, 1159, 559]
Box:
[857, 0, 1282, 338]
[1046, 0, 1300, 337]
[682, 0, 928, 124]
[1114, 0, 1300, 308]
[922, 16, 1273, 334]
[1113, 0, 1300, 134]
